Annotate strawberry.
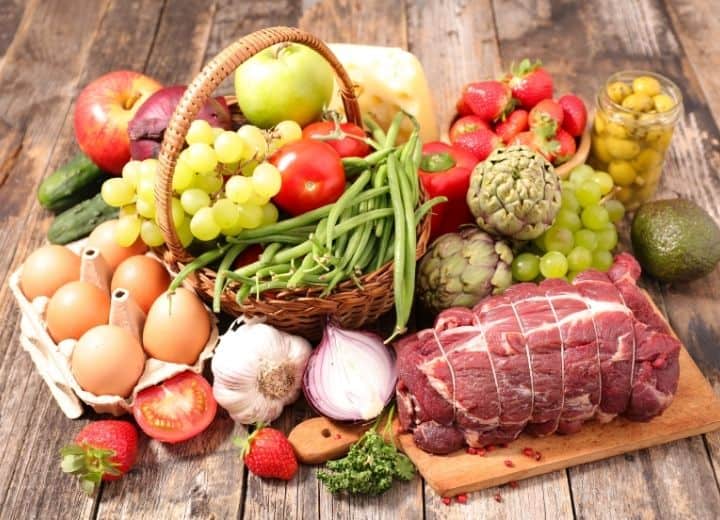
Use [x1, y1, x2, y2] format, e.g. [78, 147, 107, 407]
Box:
[554, 128, 577, 164]
[60, 420, 138, 495]
[558, 94, 588, 137]
[506, 59, 554, 109]
[456, 96, 473, 117]
[453, 128, 503, 161]
[236, 426, 298, 481]
[528, 99, 564, 137]
[512, 130, 560, 163]
[494, 109, 529, 144]
[449, 115, 491, 143]
[461, 81, 514, 122]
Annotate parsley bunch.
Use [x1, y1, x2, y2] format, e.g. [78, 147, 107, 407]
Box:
[317, 406, 415, 495]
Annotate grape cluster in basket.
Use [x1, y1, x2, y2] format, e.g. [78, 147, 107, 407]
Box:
[100, 120, 302, 247]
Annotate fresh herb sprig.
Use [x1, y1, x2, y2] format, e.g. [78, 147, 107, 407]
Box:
[317, 406, 415, 495]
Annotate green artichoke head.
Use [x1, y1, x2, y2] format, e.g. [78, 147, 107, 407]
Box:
[417, 226, 514, 314]
[466, 145, 561, 240]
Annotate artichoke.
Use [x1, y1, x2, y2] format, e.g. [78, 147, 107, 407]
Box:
[417, 226, 513, 313]
[466, 145, 561, 240]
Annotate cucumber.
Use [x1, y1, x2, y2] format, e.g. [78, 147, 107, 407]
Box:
[48, 193, 118, 245]
[38, 152, 106, 212]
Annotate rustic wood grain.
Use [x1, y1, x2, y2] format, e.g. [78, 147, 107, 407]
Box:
[0, 0, 25, 62]
[0, 0, 113, 515]
[664, 0, 720, 125]
[491, 0, 720, 517]
[406, 0, 503, 137]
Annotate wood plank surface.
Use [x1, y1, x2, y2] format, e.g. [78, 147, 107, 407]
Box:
[1, 0, 720, 518]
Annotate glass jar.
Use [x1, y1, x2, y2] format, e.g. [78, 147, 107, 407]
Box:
[589, 71, 683, 210]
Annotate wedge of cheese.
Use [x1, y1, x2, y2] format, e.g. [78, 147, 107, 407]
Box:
[327, 43, 438, 143]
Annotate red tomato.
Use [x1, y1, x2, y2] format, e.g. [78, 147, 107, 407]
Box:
[302, 121, 370, 158]
[132, 372, 217, 443]
[270, 139, 346, 216]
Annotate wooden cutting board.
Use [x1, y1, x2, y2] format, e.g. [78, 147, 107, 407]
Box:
[399, 346, 720, 496]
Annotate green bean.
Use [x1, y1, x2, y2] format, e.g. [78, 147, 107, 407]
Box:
[322, 268, 348, 296]
[325, 170, 372, 250]
[414, 195, 448, 223]
[395, 152, 419, 338]
[364, 147, 394, 166]
[372, 163, 388, 190]
[386, 154, 410, 341]
[353, 230, 377, 273]
[213, 243, 247, 312]
[373, 216, 394, 271]
[363, 115, 386, 144]
[287, 251, 316, 288]
[384, 112, 406, 148]
[331, 208, 394, 237]
[169, 244, 231, 292]
[374, 193, 388, 237]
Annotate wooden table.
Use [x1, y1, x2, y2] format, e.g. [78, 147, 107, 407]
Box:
[1, 0, 719, 518]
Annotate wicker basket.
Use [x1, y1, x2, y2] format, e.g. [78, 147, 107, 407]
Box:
[155, 27, 431, 339]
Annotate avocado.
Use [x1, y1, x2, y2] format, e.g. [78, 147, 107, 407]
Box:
[631, 198, 720, 282]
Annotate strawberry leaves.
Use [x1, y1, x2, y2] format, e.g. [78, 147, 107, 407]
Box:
[60, 444, 121, 495]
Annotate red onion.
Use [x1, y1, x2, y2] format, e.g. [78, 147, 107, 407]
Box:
[128, 85, 231, 160]
[303, 322, 397, 422]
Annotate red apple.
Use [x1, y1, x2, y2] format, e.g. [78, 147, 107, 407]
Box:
[74, 70, 162, 174]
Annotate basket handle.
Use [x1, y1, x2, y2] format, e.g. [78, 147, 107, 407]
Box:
[156, 26, 362, 263]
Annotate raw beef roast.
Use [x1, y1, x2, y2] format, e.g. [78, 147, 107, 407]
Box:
[395, 253, 681, 454]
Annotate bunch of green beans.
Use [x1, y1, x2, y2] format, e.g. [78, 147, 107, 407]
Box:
[169, 113, 445, 339]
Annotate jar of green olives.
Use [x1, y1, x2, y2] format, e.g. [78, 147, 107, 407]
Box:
[590, 71, 683, 210]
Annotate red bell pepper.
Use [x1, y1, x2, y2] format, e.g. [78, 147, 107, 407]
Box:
[418, 142, 479, 239]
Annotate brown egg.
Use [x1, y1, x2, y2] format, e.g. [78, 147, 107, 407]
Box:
[20, 245, 80, 300]
[111, 255, 170, 314]
[87, 220, 148, 271]
[46, 281, 110, 342]
[72, 325, 146, 397]
[143, 288, 211, 365]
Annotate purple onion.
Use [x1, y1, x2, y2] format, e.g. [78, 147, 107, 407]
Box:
[303, 322, 397, 422]
[128, 85, 232, 160]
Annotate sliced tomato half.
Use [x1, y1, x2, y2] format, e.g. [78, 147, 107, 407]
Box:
[132, 371, 217, 443]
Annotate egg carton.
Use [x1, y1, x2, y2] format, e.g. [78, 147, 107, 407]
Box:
[7, 241, 219, 419]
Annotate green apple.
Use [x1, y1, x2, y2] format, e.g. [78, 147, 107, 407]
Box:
[234, 43, 334, 128]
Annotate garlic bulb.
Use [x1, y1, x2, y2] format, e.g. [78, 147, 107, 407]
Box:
[211, 320, 311, 424]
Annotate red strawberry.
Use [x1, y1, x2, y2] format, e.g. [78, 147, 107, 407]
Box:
[456, 96, 473, 117]
[512, 131, 560, 163]
[528, 99, 564, 137]
[449, 115, 491, 143]
[453, 128, 503, 161]
[506, 59, 554, 109]
[61, 420, 138, 495]
[494, 109, 529, 144]
[558, 94, 587, 137]
[236, 426, 298, 481]
[554, 128, 577, 164]
[461, 81, 514, 122]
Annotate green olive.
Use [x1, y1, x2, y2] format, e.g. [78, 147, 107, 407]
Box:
[632, 76, 662, 97]
[591, 135, 612, 164]
[615, 186, 634, 204]
[641, 165, 663, 185]
[652, 93, 675, 112]
[606, 121, 630, 139]
[631, 148, 662, 171]
[606, 137, 640, 160]
[594, 112, 607, 134]
[646, 127, 673, 151]
[622, 93, 655, 112]
[609, 160, 637, 186]
[607, 81, 632, 104]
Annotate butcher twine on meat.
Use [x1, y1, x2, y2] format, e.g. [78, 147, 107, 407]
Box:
[395, 253, 681, 454]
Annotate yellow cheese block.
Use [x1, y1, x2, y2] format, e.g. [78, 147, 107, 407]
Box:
[327, 43, 438, 144]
